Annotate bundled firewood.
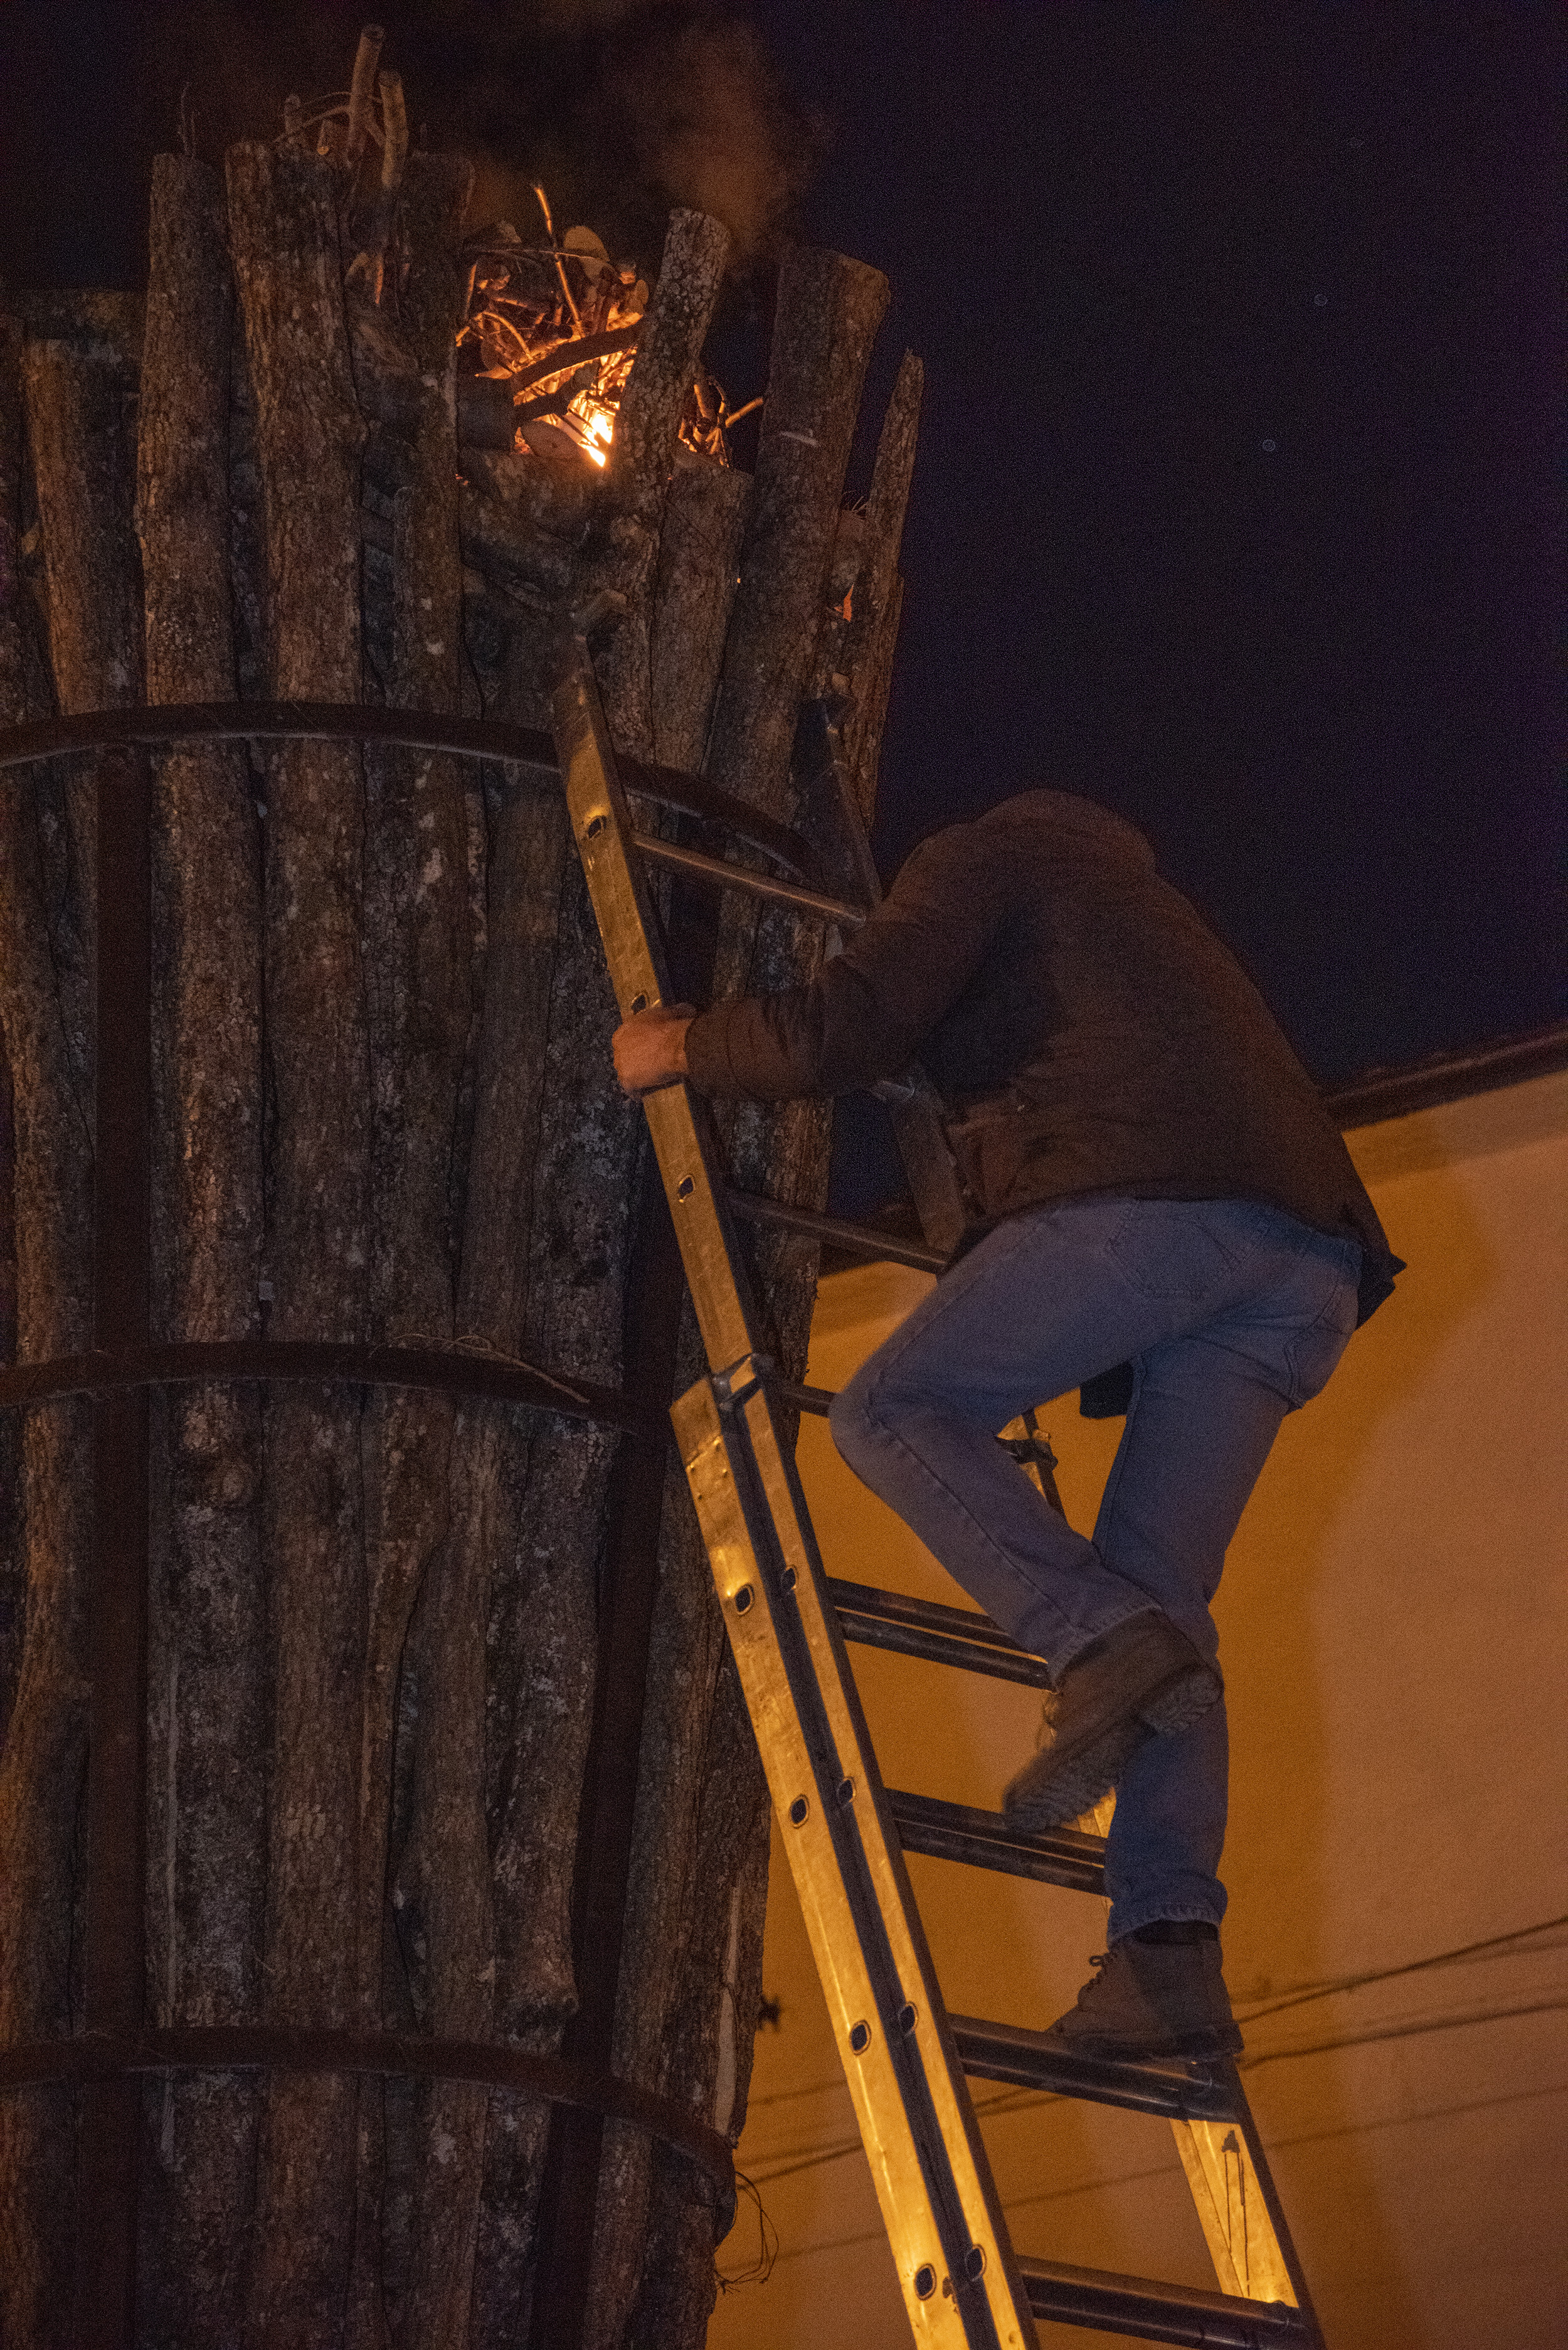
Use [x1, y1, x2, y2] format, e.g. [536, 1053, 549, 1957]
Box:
[0, 32, 920, 2347]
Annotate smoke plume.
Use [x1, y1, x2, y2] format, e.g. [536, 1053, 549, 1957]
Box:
[137, 2, 824, 272]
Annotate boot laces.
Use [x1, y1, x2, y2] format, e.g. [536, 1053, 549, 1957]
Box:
[1076, 1950, 1111, 2009]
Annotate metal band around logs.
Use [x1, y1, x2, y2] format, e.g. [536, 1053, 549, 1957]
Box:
[0, 1339, 651, 1431]
[0, 2028, 734, 2208]
[0, 698, 822, 885]
[0, 709, 769, 2345]
[0, 698, 893, 2350]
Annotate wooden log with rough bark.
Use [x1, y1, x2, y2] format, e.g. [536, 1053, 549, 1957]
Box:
[354, 149, 490, 2346]
[650, 460, 751, 773]
[0, 287, 144, 2350]
[704, 248, 891, 824]
[225, 139, 373, 2340]
[0, 122, 920, 2347]
[135, 152, 265, 2347]
[841, 349, 923, 819]
[584, 208, 733, 760]
[704, 248, 891, 1387]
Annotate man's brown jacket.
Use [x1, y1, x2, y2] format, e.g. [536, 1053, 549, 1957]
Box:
[684, 789, 1400, 1322]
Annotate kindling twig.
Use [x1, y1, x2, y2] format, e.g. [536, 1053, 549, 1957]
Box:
[378, 70, 407, 191]
[344, 24, 385, 168]
[531, 181, 583, 333]
[346, 66, 410, 304]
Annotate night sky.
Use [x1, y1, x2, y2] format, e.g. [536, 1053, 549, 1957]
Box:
[2, 3, 1561, 1132]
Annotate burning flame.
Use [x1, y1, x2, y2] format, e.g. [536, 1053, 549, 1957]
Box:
[457, 184, 736, 474]
[567, 395, 616, 467]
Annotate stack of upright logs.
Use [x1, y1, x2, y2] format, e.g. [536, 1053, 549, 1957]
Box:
[0, 130, 920, 2350]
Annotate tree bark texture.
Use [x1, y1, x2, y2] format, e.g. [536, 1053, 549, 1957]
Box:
[0, 157, 918, 2350]
[0, 288, 144, 2349]
[136, 153, 266, 2348]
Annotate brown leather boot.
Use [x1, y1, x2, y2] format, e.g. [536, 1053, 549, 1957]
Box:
[1003, 1608, 1222, 1831]
[1044, 1932, 1243, 2059]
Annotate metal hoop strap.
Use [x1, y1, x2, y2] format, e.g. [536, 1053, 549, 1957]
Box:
[0, 2026, 734, 2207]
[0, 699, 818, 881]
[0, 1339, 653, 1432]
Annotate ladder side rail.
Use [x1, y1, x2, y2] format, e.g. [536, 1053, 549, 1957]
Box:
[790, 698, 886, 916]
[728, 1368, 1041, 2346]
[1170, 2125, 1250, 2303]
[556, 641, 1031, 2344]
[1170, 2068, 1325, 2341]
[677, 1376, 1030, 2348]
[1079, 1742, 1317, 2324]
[553, 640, 758, 1373]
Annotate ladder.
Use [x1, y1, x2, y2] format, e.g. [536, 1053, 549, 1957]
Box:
[553, 634, 1327, 2350]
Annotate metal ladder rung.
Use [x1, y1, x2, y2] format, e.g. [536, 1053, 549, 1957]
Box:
[949, 2013, 1237, 2125]
[775, 1376, 835, 1419]
[727, 1189, 947, 1274]
[1017, 2257, 1311, 2346]
[830, 1576, 1054, 1688]
[628, 826, 869, 928]
[890, 1789, 1106, 1895]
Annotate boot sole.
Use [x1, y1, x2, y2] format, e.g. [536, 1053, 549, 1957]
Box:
[1005, 1662, 1221, 1832]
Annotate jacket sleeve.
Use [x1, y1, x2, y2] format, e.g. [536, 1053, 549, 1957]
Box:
[683, 820, 1019, 1100]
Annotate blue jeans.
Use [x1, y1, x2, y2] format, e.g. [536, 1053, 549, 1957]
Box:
[829, 1196, 1362, 1942]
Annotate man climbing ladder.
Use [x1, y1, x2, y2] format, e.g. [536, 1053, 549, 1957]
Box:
[612, 784, 1402, 2060]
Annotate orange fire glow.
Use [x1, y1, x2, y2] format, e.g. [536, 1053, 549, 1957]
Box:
[457, 186, 734, 475]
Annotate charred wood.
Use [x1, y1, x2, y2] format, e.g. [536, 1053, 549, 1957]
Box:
[459, 375, 522, 453]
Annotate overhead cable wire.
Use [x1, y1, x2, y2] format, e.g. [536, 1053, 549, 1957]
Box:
[1238, 1995, 1568, 2069]
[765, 2076, 1568, 2267]
[1233, 1910, 1568, 2030]
[745, 1908, 1568, 2119]
[740, 1989, 1568, 2186]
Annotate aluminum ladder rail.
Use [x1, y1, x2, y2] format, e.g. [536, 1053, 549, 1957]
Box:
[553, 634, 1327, 2349]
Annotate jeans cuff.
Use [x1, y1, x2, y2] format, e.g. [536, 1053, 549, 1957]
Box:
[1046, 1596, 1162, 1679]
[1108, 1896, 1226, 1943]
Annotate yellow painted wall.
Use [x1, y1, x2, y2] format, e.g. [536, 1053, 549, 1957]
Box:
[709, 1069, 1568, 2350]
